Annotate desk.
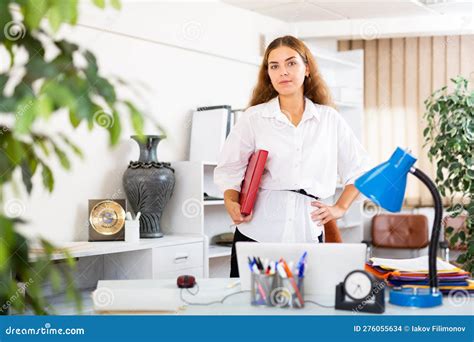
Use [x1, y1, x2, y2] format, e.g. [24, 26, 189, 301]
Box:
[91, 278, 474, 316]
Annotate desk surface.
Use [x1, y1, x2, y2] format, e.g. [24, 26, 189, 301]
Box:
[92, 278, 474, 316]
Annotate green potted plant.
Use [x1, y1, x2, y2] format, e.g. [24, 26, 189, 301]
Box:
[423, 76, 474, 274]
[0, 0, 159, 314]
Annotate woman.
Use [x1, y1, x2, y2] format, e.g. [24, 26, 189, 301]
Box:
[214, 36, 372, 277]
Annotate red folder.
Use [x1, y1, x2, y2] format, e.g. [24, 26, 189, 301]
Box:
[239, 150, 268, 216]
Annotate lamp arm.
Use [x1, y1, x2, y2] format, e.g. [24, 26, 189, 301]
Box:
[409, 167, 443, 292]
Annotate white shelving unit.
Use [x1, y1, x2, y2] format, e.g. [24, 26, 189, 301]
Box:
[159, 161, 234, 278]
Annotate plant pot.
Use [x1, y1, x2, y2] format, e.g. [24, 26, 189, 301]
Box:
[122, 135, 175, 238]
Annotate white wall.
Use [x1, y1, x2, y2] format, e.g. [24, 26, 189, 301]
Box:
[8, 1, 288, 242]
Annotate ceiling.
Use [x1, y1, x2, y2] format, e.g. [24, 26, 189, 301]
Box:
[221, 0, 474, 22]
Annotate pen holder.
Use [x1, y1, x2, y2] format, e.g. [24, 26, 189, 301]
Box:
[125, 219, 140, 243]
[250, 273, 275, 306]
[250, 273, 305, 308]
[272, 274, 305, 308]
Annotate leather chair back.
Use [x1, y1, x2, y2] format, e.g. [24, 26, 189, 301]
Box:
[371, 214, 429, 249]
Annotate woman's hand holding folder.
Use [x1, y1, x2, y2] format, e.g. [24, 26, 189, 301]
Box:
[224, 189, 253, 225]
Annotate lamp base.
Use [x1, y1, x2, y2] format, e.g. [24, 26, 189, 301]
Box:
[389, 288, 443, 308]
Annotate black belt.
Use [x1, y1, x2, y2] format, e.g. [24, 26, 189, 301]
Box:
[287, 189, 320, 201]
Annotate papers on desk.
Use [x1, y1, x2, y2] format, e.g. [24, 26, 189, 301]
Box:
[370, 255, 458, 273]
[366, 256, 473, 294]
[92, 287, 182, 314]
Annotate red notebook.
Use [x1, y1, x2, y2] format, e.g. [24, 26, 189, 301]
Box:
[239, 150, 268, 216]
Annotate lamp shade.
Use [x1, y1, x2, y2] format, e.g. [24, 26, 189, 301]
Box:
[354, 147, 417, 212]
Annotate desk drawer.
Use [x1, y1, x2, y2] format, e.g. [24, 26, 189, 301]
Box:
[156, 267, 204, 280]
[152, 242, 203, 275]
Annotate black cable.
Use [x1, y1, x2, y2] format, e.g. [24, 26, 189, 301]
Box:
[304, 300, 335, 308]
[180, 284, 250, 306]
[181, 284, 335, 309]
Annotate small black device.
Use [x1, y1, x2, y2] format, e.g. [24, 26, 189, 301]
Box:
[335, 269, 385, 314]
[177, 275, 196, 289]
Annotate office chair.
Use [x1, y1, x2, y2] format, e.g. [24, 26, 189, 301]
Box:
[362, 213, 429, 259]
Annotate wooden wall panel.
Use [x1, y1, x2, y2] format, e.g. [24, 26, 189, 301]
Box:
[391, 38, 405, 148]
[338, 34, 474, 206]
[404, 37, 420, 204]
[418, 37, 433, 205]
[364, 40, 379, 163]
[338, 40, 350, 51]
[432, 36, 447, 91]
[446, 35, 460, 91]
[460, 35, 474, 86]
[377, 39, 392, 162]
[351, 40, 364, 50]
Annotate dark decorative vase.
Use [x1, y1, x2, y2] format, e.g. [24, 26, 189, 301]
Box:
[123, 135, 175, 238]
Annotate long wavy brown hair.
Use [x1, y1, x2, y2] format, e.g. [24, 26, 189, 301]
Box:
[248, 35, 334, 108]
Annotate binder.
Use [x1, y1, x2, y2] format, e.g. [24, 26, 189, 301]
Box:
[239, 150, 268, 216]
[189, 105, 233, 162]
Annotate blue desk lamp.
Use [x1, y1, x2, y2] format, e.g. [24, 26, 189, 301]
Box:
[355, 147, 443, 307]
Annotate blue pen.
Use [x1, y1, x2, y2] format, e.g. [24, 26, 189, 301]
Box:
[299, 263, 305, 278]
[248, 257, 254, 272]
[297, 251, 308, 268]
[296, 251, 307, 276]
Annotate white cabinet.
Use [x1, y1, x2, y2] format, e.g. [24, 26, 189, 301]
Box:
[152, 242, 204, 278]
[160, 161, 233, 278]
[100, 238, 205, 280]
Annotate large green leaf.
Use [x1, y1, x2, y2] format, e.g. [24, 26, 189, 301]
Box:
[5, 135, 26, 165]
[14, 97, 36, 134]
[47, 4, 62, 32]
[110, 0, 122, 10]
[125, 101, 144, 136]
[0, 150, 13, 184]
[108, 109, 121, 145]
[52, 144, 71, 170]
[41, 162, 54, 192]
[24, 0, 48, 29]
[25, 56, 58, 82]
[94, 77, 117, 105]
[0, 2, 13, 41]
[59, 133, 84, 159]
[53, 0, 79, 25]
[41, 81, 77, 112]
[36, 94, 53, 119]
[21, 159, 33, 194]
[0, 217, 14, 272]
[92, 0, 106, 9]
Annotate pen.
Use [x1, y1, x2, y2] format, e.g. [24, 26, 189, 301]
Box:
[297, 251, 308, 278]
[298, 263, 305, 278]
[256, 280, 267, 303]
[256, 257, 264, 271]
[297, 251, 307, 270]
[280, 259, 304, 307]
[253, 257, 261, 271]
[276, 262, 287, 278]
[265, 265, 271, 275]
[263, 258, 269, 271]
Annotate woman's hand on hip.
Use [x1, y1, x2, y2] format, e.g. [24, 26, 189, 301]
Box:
[310, 201, 346, 225]
[225, 200, 253, 225]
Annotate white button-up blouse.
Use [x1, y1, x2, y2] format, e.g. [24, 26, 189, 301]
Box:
[213, 96, 373, 243]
